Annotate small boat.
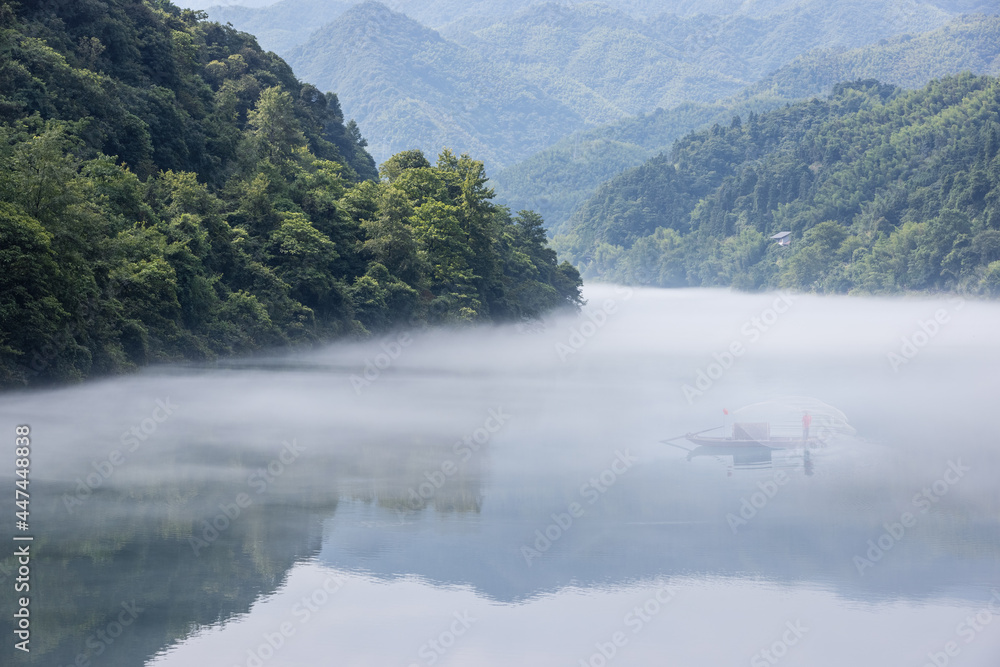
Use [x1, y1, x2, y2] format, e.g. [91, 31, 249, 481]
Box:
[683, 422, 813, 450]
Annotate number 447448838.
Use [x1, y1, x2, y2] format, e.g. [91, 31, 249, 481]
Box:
[15, 425, 30, 529]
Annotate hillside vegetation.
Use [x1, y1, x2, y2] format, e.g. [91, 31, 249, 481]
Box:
[285, 2, 586, 170]
[204, 0, 862, 52]
[206, 0, 352, 53]
[494, 13, 1000, 233]
[0, 0, 580, 386]
[205, 0, 997, 52]
[555, 74, 1000, 296]
[282, 0, 962, 168]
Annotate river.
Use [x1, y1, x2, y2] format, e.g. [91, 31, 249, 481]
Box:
[2, 286, 999, 666]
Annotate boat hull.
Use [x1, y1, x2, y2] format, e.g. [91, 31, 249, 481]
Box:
[684, 434, 812, 449]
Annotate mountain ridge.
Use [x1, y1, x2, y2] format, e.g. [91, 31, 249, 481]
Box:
[554, 73, 1000, 295]
[494, 13, 1000, 233]
[285, 2, 589, 169]
[279, 0, 968, 170]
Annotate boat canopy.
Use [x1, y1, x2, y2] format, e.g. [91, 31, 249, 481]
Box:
[733, 422, 770, 440]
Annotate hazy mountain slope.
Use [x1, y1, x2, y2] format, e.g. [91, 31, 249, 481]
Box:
[285, 2, 589, 169]
[181, 0, 276, 9]
[198, 0, 998, 45]
[748, 14, 1000, 95]
[494, 13, 1000, 233]
[494, 103, 727, 235]
[207, 0, 352, 53]
[280, 0, 962, 170]
[554, 74, 1000, 295]
[201, 0, 795, 49]
[448, 0, 950, 119]
[205, 0, 540, 40]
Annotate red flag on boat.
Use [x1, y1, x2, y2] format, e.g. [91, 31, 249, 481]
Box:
[723, 408, 729, 415]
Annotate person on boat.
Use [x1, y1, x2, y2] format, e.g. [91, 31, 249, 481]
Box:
[802, 411, 812, 442]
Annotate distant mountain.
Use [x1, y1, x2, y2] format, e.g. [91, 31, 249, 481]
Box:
[200, 0, 999, 49]
[182, 0, 277, 9]
[554, 74, 1000, 295]
[200, 0, 792, 52]
[207, 0, 353, 54]
[277, 0, 966, 169]
[495, 13, 1000, 233]
[443, 0, 950, 119]
[284, 2, 588, 170]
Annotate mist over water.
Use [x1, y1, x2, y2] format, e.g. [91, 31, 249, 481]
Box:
[3, 286, 999, 666]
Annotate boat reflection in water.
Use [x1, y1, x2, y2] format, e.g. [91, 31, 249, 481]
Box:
[681, 443, 816, 476]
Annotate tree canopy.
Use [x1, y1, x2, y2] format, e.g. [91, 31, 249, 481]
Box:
[0, 0, 581, 387]
[494, 13, 1000, 234]
[556, 74, 1000, 296]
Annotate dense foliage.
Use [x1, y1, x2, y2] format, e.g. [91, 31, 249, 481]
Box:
[0, 0, 581, 386]
[555, 74, 1000, 295]
[494, 13, 1000, 234]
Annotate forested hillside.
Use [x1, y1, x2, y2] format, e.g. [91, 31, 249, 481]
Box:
[280, 0, 961, 168]
[494, 13, 1000, 234]
[443, 0, 947, 118]
[285, 2, 586, 170]
[202, 0, 999, 53]
[0, 0, 581, 387]
[201, 0, 833, 52]
[206, 0, 352, 53]
[555, 74, 1000, 295]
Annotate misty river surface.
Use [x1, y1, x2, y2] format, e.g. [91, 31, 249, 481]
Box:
[3, 286, 1000, 667]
